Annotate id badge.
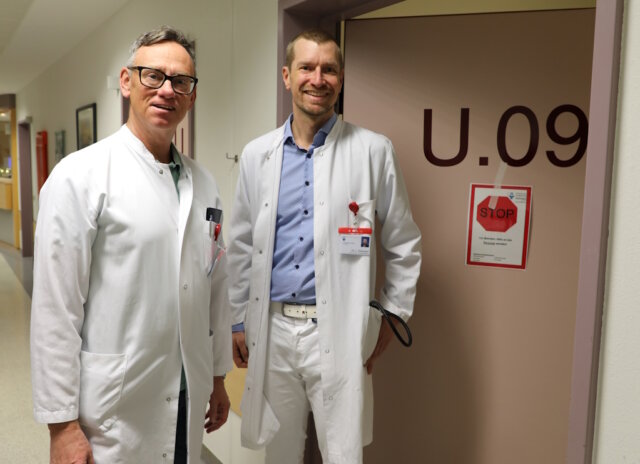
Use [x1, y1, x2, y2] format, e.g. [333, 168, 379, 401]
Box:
[338, 227, 372, 256]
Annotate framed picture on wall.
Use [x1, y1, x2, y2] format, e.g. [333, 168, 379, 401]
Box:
[76, 103, 96, 149]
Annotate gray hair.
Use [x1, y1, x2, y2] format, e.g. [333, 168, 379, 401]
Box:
[126, 25, 196, 70]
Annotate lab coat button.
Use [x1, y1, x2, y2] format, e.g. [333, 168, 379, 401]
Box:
[319, 201, 324, 206]
[322, 299, 326, 304]
[329, 396, 334, 401]
[320, 251, 325, 256]
[163, 453, 167, 458]
[159, 169, 164, 175]
[183, 283, 188, 289]
[264, 202, 268, 207]
[325, 349, 330, 354]
[166, 397, 171, 402]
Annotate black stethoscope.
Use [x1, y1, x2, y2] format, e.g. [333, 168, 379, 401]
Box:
[369, 300, 413, 347]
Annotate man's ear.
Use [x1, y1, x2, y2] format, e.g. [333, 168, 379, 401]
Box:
[120, 67, 131, 98]
[282, 66, 291, 90]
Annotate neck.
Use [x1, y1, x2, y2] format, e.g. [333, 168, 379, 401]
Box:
[290, 110, 334, 150]
[126, 119, 173, 163]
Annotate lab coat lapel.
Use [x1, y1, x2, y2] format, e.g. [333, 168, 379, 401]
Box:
[177, 161, 194, 257]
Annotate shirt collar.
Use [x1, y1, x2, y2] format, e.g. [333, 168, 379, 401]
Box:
[284, 113, 338, 149]
[168, 144, 182, 170]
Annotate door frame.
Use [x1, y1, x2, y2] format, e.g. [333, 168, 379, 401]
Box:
[17, 120, 33, 257]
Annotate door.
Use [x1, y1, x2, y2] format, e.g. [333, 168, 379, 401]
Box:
[343, 9, 594, 463]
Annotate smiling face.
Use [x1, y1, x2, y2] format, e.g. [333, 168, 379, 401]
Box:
[120, 40, 196, 154]
[282, 37, 343, 126]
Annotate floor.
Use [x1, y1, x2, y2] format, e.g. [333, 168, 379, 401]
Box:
[0, 243, 49, 462]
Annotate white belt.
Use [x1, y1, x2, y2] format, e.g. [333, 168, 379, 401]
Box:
[270, 301, 317, 319]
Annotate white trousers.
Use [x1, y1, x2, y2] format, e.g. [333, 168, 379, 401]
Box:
[264, 306, 328, 464]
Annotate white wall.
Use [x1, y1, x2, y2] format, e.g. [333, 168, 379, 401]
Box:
[16, 0, 278, 224]
[593, 0, 640, 462]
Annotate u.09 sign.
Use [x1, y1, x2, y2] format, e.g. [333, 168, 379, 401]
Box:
[424, 105, 588, 168]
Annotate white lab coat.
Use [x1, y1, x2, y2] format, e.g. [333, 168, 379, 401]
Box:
[30, 125, 232, 463]
[227, 118, 422, 463]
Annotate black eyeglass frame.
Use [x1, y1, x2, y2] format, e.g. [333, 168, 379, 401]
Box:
[127, 66, 198, 95]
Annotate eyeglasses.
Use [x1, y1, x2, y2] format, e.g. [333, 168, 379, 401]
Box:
[128, 66, 198, 95]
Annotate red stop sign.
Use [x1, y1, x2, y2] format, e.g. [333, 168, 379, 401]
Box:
[477, 196, 517, 232]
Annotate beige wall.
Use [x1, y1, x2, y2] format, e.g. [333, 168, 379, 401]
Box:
[344, 9, 593, 463]
[593, 0, 640, 461]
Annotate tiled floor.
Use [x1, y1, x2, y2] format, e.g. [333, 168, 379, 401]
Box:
[0, 243, 49, 462]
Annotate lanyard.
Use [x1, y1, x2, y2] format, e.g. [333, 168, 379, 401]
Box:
[369, 300, 413, 347]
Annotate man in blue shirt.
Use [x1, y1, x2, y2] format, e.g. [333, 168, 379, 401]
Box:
[227, 29, 421, 464]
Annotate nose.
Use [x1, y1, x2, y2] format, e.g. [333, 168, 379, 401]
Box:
[309, 67, 323, 85]
[157, 78, 175, 96]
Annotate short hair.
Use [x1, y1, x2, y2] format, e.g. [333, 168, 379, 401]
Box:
[285, 29, 343, 71]
[126, 25, 196, 71]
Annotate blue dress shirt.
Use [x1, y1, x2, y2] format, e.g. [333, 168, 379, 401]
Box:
[232, 114, 337, 333]
[270, 113, 337, 303]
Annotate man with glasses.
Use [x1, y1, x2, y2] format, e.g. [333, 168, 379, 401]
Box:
[30, 26, 232, 464]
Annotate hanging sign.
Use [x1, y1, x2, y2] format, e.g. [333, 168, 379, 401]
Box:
[466, 184, 532, 269]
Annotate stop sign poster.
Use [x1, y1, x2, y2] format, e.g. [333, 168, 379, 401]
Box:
[466, 184, 532, 269]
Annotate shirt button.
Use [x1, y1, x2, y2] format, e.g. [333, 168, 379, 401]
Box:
[306, 153, 312, 159]
[295, 265, 299, 269]
[305, 181, 310, 186]
[291, 293, 296, 298]
[299, 237, 303, 242]
[304, 209, 308, 215]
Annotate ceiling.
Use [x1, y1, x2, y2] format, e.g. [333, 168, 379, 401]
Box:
[0, 0, 130, 95]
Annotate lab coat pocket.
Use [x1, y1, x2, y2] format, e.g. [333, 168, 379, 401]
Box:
[361, 306, 382, 363]
[351, 199, 376, 229]
[78, 351, 127, 432]
[204, 226, 224, 275]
